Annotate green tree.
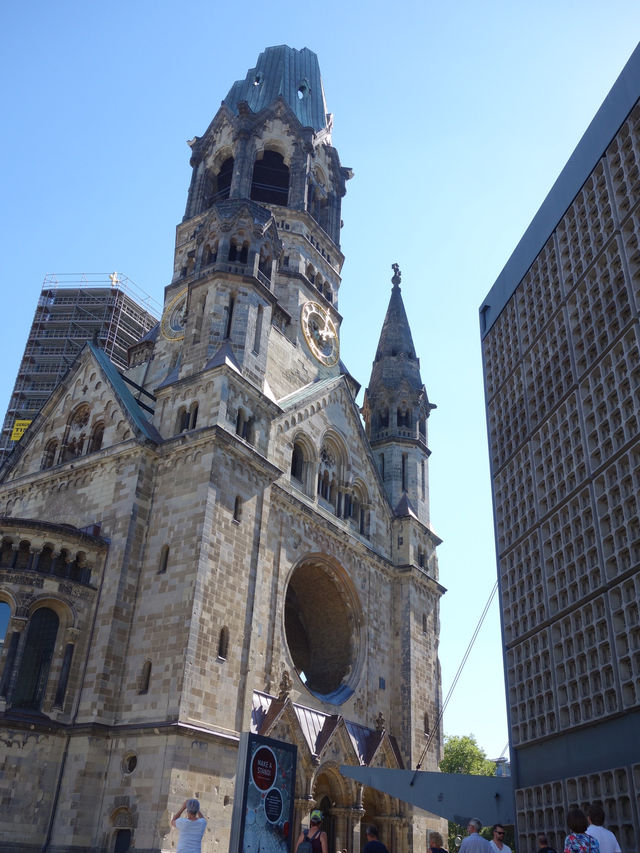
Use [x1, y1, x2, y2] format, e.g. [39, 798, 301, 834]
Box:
[439, 735, 496, 852]
[439, 734, 496, 777]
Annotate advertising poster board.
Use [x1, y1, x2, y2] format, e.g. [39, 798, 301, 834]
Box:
[229, 733, 297, 853]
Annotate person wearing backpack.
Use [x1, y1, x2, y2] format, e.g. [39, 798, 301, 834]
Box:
[296, 810, 328, 853]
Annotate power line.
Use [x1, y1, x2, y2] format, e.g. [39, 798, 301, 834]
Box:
[412, 579, 500, 779]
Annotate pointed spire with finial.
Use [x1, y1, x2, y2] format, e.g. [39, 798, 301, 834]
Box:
[362, 263, 435, 523]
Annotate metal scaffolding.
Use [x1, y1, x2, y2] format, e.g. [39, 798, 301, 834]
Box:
[1, 273, 160, 465]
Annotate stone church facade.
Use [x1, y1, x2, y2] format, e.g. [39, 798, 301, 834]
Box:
[0, 47, 445, 853]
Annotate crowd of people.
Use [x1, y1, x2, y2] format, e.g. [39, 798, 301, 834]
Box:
[167, 799, 622, 853]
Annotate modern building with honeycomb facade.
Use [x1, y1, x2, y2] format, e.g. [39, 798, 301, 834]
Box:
[481, 42, 640, 853]
[0, 47, 445, 853]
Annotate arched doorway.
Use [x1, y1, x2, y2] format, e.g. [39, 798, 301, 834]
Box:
[113, 828, 131, 852]
[318, 795, 336, 853]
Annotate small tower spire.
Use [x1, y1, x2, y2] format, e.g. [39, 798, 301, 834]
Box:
[362, 264, 435, 523]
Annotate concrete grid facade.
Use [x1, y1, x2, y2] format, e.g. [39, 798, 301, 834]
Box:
[481, 42, 640, 853]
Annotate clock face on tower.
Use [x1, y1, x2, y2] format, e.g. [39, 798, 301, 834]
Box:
[301, 301, 339, 366]
[160, 288, 188, 341]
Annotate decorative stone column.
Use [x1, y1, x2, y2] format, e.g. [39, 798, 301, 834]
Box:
[348, 803, 366, 853]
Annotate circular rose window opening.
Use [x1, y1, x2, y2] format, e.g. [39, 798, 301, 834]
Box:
[284, 558, 362, 703]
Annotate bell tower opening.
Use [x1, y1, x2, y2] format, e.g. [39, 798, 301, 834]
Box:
[250, 150, 289, 205]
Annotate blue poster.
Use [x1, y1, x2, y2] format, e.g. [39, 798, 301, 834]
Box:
[230, 733, 297, 853]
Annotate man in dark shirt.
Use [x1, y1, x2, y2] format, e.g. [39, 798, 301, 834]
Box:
[364, 825, 390, 853]
[537, 833, 557, 853]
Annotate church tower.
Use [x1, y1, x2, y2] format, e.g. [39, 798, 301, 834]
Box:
[0, 47, 445, 853]
[362, 264, 436, 525]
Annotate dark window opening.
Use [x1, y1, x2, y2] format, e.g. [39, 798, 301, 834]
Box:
[204, 242, 218, 265]
[215, 156, 233, 201]
[41, 439, 58, 470]
[233, 496, 243, 523]
[88, 423, 104, 454]
[291, 443, 304, 481]
[16, 541, 32, 570]
[402, 453, 407, 492]
[12, 607, 59, 710]
[114, 829, 132, 853]
[190, 403, 199, 430]
[380, 453, 385, 479]
[250, 150, 289, 205]
[397, 407, 411, 428]
[225, 295, 235, 339]
[253, 305, 263, 353]
[139, 660, 151, 694]
[218, 626, 229, 660]
[52, 549, 69, 578]
[0, 539, 13, 567]
[158, 545, 169, 574]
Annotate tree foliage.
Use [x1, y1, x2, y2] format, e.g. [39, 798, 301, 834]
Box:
[439, 734, 496, 776]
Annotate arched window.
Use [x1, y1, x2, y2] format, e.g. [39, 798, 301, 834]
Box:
[424, 712, 430, 735]
[12, 607, 60, 710]
[52, 549, 69, 579]
[203, 241, 218, 265]
[41, 439, 59, 470]
[16, 540, 32, 570]
[69, 551, 88, 584]
[189, 403, 199, 430]
[250, 150, 289, 205]
[291, 443, 304, 482]
[0, 538, 13, 568]
[213, 156, 234, 202]
[422, 613, 428, 634]
[158, 545, 169, 574]
[62, 405, 90, 462]
[236, 409, 255, 445]
[397, 406, 411, 428]
[113, 829, 132, 853]
[233, 496, 243, 523]
[218, 626, 229, 660]
[139, 660, 152, 694]
[37, 544, 54, 574]
[88, 422, 104, 454]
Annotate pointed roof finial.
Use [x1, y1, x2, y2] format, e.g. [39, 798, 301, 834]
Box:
[391, 263, 401, 289]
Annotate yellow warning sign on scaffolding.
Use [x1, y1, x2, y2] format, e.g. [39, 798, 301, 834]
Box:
[10, 419, 32, 441]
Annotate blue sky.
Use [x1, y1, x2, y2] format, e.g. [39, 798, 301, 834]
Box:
[2, 1, 640, 761]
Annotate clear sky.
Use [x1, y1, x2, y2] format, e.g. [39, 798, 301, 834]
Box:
[2, 1, 640, 762]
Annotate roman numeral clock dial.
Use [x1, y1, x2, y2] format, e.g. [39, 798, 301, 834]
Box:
[301, 301, 339, 366]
